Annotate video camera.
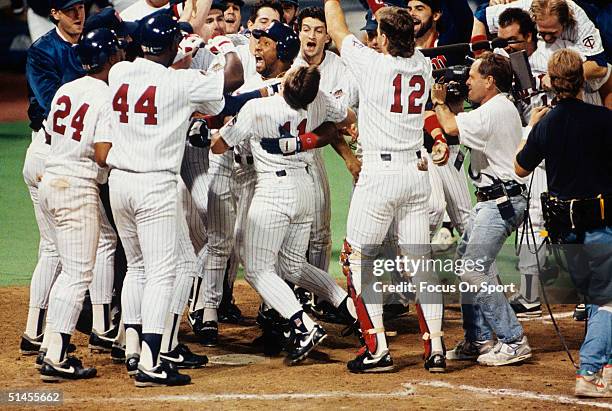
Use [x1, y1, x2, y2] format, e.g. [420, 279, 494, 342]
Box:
[422, 38, 537, 105]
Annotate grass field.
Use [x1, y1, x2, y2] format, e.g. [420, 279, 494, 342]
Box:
[0, 120, 529, 288]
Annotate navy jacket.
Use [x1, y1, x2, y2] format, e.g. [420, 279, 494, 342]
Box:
[26, 29, 85, 131]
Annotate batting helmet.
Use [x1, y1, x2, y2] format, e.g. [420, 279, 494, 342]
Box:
[252, 20, 299, 63]
[140, 13, 182, 55]
[76, 28, 120, 72]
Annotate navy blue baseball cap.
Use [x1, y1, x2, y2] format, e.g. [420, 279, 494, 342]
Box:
[361, 10, 377, 32]
[281, 0, 299, 6]
[84, 7, 139, 37]
[252, 20, 299, 62]
[50, 0, 84, 10]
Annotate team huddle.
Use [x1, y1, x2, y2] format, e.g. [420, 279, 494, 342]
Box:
[19, 0, 612, 397]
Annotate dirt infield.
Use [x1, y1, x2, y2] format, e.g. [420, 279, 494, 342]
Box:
[2, 281, 611, 410]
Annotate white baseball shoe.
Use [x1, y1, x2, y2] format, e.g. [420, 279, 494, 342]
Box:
[476, 336, 532, 366]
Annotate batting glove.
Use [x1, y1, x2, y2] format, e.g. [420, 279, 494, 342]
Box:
[431, 136, 449, 166]
[260, 126, 302, 156]
[207, 35, 236, 55]
[187, 118, 210, 148]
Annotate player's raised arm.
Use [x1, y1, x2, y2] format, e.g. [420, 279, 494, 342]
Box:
[181, 0, 213, 39]
[206, 35, 245, 92]
[323, 0, 351, 52]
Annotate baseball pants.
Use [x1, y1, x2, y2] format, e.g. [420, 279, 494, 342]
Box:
[109, 170, 177, 335]
[308, 149, 332, 271]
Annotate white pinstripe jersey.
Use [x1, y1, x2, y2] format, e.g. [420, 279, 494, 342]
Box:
[231, 73, 283, 159]
[44, 76, 111, 183]
[219, 91, 347, 173]
[120, 0, 169, 21]
[106, 58, 225, 173]
[292, 50, 359, 108]
[484, 0, 604, 57]
[340, 34, 432, 153]
[236, 43, 258, 83]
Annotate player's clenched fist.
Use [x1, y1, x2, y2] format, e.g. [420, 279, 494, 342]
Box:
[431, 138, 450, 166]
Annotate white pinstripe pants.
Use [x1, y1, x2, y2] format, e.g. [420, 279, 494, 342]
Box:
[200, 152, 239, 309]
[435, 145, 471, 234]
[109, 170, 177, 334]
[518, 166, 547, 275]
[346, 152, 442, 320]
[308, 149, 332, 271]
[180, 142, 210, 254]
[39, 174, 104, 334]
[244, 170, 315, 319]
[23, 140, 61, 312]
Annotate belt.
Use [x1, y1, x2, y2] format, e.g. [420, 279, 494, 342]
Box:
[274, 166, 309, 177]
[476, 181, 526, 202]
[379, 151, 422, 161]
[234, 154, 254, 165]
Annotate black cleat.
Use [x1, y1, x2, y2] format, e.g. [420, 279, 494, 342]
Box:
[424, 352, 446, 373]
[510, 295, 542, 319]
[311, 300, 346, 325]
[347, 348, 395, 373]
[198, 321, 218, 347]
[88, 331, 114, 352]
[286, 324, 327, 365]
[218, 301, 244, 324]
[573, 304, 587, 321]
[188, 309, 206, 335]
[160, 343, 208, 369]
[110, 344, 126, 363]
[35, 349, 46, 370]
[20, 334, 42, 355]
[126, 354, 140, 377]
[294, 287, 314, 314]
[40, 356, 97, 382]
[134, 361, 191, 388]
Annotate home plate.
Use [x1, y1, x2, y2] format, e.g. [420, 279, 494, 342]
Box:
[208, 354, 268, 366]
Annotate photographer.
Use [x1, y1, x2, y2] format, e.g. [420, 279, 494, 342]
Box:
[431, 52, 532, 366]
[515, 49, 611, 398]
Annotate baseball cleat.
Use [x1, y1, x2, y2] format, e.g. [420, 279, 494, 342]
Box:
[40, 356, 97, 382]
[35, 349, 47, 370]
[110, 343, 126, 363]
[347, 348, 394, 373]
[88, 331, 114, 352]
[134, 361, 191, 388]
[20, 334, 42, 355]
[509, 294, 542, 318]
[573, 304, 587, 321]
[424, 352, 446, 373]
[126, 354, 140, 377]
[198, 321, 218, 347]
[160, 343, 208, 369]
[218, 301, 244, 324]
[476, 336, 532, 366]
[187, 309, 206, 335]
[311, 300, 347, 325]
[286, 324, 327, 365]
[446, 339, 495, 361]
[575, 370, 611, 398]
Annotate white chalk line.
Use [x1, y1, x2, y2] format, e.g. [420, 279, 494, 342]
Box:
[413, 380, 612, 409]
[63, 379, 611, 408]
[65, 387, 416, 403]
[519, 311, 574, 322]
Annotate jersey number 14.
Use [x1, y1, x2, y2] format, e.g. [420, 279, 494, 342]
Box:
[112, 84, 158, 125]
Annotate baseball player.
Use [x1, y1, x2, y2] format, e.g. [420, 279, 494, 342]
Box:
[224, 0, 245, 34]
[324, 0, 447, 373]
[281, 0, 299, 28]
[210, 63, 356, 364]
[120, 0, 170, 22]
[37, 28, 123, 382]
[99, 14, 239, 387]
[190, 5, 284, 346]
[22, 0, 118, 360]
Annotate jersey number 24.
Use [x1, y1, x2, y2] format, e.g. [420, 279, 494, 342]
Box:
[112, 84, 158, 125]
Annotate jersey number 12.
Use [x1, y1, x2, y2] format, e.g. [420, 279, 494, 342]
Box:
[390, 74, 425, 114]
